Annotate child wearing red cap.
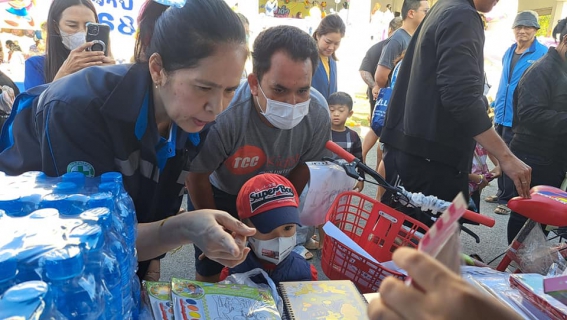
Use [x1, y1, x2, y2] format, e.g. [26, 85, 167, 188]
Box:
[219, 173, 318, 284]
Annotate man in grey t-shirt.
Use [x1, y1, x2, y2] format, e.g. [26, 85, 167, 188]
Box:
[372, 0, 429, 98]
[186, 26, 331, 283]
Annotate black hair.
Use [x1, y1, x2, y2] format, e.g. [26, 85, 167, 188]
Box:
[135, 0, 168, 63]
[236, 13, 249, 26]
[5, 40, 13, 47]
[146, 0, 246, 72]
[553, 18, 567, 42]
[327, 92, 353, 110]
[401, 0, 422, 20]
[252, 25, 318, 82]
[313, 14, 345, 60]
[44, 0, 98, 84]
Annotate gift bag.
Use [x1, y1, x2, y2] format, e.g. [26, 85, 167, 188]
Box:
[371, 87, 392, 136]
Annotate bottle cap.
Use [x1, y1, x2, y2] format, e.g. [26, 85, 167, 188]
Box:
[0, 194, 22, 217]
[3, 281, 49, 303]
[43, 246, 84, 281]
[53, 182, 78, 195]
[101, 172, 122, 184]
[62, 172, 86, 188]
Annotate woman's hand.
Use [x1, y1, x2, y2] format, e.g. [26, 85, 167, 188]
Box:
[367, 248, 523, 320]
[180, 209, 256, 268]
[489, 165, 502, 180]
[54, 41, 107, 81]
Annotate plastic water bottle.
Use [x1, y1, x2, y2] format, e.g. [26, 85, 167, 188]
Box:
[101, 172, 140, 317]
[0, 281, 50, 319]
[81, 207, 131, 318]
[42, 246, 102, 319]
[62, 172, 86, 190]
[0, 250, 18, 295]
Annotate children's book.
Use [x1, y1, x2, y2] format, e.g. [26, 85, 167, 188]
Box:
[171, 278, 281, 320]
[145, 281, 174, 320]
[279, 280, 368, 320]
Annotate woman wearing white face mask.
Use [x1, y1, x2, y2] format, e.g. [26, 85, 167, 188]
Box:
[24, 0, 115, 90]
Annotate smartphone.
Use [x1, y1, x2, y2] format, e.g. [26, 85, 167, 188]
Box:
[85, 22, 110, 56]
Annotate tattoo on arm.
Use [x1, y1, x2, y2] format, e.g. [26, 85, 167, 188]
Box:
[361, 71, 376, 88]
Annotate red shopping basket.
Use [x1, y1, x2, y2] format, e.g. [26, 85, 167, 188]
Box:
[321, 191, 429, 293]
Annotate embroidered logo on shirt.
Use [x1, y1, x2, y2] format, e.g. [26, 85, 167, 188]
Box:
[67, 161, 95, 177]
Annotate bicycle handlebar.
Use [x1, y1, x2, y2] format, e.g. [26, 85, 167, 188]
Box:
[325, 141, 495, 228]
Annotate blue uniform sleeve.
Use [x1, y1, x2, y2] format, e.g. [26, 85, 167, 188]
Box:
[24, 56, 46, 90]
[35, 99, 116, 177]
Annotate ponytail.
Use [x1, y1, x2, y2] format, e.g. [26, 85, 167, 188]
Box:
[134, 0, 168, 63]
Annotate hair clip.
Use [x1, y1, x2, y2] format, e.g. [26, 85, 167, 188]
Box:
[152, 0, 186, 8]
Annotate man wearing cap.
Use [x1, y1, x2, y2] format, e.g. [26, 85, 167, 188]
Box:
[487, 10, 547, 216]
[219, 173, 318, 284]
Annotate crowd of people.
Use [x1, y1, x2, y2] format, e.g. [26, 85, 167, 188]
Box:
[0, 0, 565, 318]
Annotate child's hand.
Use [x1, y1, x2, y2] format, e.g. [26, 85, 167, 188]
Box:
[354, 180, 364, 192]
[489, 166, 502, 179]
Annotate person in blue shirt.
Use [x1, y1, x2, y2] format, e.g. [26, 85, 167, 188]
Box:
[311, 14, 345, 100]
[24, 0, 114, 90]
[0, 0, 255, 280]
[486, 11, 547, 215]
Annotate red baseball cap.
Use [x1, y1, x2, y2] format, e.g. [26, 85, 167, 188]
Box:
[236, 173, 301, 234]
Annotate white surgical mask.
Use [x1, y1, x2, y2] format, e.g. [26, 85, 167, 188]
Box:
[60, 30, 86, 51]
[256, 85, 310, 130]
[248, 234, 296, 265]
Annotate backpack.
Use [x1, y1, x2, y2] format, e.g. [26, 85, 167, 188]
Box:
[553, 18, 567, 42]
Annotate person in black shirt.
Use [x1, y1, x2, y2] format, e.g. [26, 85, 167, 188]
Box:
[380, 0, 532, 227]
[359, 17, 402, 114]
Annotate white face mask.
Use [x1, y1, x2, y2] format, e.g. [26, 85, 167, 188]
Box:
[256, 85, 310, 130]
[60, 30, 86, 51]
[248, 234, 296, 265]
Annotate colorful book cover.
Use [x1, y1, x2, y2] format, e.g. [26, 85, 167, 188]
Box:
[171, 278, 281, 320]
[145, 281, 174, 320]
[279, 280, 368, 320]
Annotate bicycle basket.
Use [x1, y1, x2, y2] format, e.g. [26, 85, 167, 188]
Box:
[321, 191, 429, 293]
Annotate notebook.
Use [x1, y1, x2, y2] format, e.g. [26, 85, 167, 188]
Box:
[279, 280, 369, 320]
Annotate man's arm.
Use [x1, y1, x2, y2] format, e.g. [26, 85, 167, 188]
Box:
[186, 123, 232, 209]
[186, 172, 216, 209]
[287, 162, 310, 195]
[372, 39, 401, 97]
[360, 70, 376, 88]
[474, 128, 531, 198]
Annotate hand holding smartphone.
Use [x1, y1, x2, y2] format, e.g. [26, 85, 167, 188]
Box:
[85, 22, 110, 56]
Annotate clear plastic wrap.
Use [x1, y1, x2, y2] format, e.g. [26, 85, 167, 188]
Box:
[509, 220, 567, 275]
[0, 171, 140, 319]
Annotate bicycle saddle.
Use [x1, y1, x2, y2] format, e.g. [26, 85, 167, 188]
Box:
[507, 186, 567, 226]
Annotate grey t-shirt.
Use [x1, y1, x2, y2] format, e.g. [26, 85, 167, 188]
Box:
[378, 28, 411, 70]
[189, 82, 332, 195]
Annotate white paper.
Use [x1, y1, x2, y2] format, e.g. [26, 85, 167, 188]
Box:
[322, 221, 380, 264]
[300, 161, 356, 226]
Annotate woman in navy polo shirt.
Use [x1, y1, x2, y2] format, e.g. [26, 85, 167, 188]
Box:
[0, 0, 255, 280]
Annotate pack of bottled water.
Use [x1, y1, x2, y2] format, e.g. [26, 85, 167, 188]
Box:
[0, 171, 141, 319]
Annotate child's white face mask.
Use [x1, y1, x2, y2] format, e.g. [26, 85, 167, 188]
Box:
[248, 234, 296, 265]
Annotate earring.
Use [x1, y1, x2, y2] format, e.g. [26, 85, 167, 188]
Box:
[154, 83, 159, 89]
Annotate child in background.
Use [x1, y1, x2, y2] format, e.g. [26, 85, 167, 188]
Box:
[328, 92, 364, 191]
[219, 173, 317, 284]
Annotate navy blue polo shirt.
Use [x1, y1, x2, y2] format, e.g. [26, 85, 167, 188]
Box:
[0, 63, 193, 278]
